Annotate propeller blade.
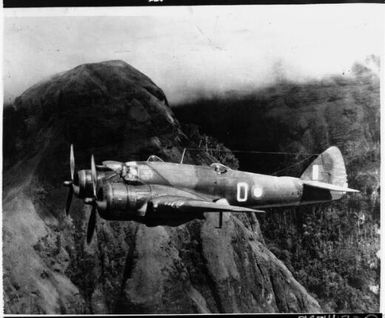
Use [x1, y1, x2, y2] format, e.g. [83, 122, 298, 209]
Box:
[70, 144, 75, 181]
[91, 154, 97, 198]
[87, 205, 97, 244]
[65, 186, 74, 215]
[91, 155, 97, 199]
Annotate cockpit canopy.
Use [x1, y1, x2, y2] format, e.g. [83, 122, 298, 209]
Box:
[146, 155, 164, 162]
[210, 162, 230, 174]
[121, 164, 141, 183]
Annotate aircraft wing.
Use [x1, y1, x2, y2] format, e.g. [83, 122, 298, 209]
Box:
[302, 180, 359, 192]
[150, 195, 265, 213]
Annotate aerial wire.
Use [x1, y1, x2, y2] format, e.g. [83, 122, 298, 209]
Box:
[183, 147, 321, 156]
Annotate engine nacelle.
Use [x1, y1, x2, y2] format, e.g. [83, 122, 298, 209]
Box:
[102, 183, 151, 212]
[77, 170, 105, 198]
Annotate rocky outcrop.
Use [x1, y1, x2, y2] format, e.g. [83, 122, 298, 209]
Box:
[173, 59, 380, 312]
[3, 60, 320, 314]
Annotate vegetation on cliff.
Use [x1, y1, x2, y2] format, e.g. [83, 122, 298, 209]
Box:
[173, 58, 380, 312]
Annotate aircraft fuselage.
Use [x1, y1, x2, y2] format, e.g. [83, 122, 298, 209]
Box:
[116, 161, 326, 209]
[64, 145, 356, 238]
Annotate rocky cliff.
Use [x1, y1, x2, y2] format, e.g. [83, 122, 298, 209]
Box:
[3, 60, 320, 314]
[173, 58, 380, 312]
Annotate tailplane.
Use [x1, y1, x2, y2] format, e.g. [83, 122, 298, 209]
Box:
[300, 146, 359, 200]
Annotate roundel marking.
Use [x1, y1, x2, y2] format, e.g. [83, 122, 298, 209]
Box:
[253, 186, 263, 198]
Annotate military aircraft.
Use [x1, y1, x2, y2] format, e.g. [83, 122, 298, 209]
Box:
[64, 145, 358, 243]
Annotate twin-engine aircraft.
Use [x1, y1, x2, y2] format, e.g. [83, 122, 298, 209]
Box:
[64, 145, 358, 243]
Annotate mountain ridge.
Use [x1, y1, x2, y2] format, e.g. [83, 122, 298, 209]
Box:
[3, 60, 320, 314]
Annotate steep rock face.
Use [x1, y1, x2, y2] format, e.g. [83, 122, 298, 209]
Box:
[3, 60, 320, 314]
[173, 60, 380, 312]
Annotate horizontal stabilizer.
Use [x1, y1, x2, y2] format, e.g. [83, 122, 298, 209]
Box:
[302, 180, 359, 193]
[151, 196, 265, 213]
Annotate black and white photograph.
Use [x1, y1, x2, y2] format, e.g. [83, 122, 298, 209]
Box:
[2, 3, 383, 315]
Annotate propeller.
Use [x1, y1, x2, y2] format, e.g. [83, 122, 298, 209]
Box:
[65, 186, 74, 216]
[85, 154, 98, 244]
[64, 144, 77, 215]
[87, 205, 97, 244]
[91, 154, 97, 198]
[70, 144, 75, 181]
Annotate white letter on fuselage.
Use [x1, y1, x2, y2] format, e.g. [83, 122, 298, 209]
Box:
[237, 182, 249, 202]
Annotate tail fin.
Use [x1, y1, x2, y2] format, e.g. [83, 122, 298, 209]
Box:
[301, 146, 347, 186]
[300, 146, 358, 200]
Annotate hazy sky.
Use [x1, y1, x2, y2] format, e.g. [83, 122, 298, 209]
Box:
[3, 5, 384, 104]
